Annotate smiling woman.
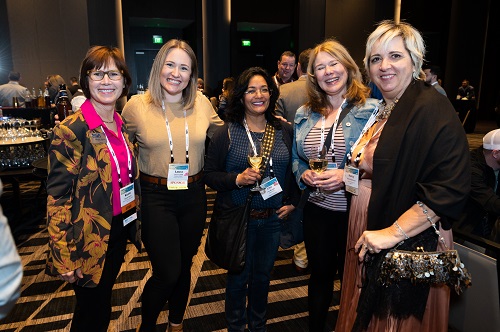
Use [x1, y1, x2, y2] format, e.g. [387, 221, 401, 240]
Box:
[46, 46, 140, 332]
[121, 39, 223, 332]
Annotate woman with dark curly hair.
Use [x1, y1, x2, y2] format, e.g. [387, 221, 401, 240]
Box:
[204, 67, 300, 332]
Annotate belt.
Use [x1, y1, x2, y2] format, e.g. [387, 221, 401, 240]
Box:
[249, 208, 275, 219]
[140, 171, 203, 186]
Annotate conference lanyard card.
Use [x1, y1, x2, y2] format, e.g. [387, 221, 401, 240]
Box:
[90, 132, 107, 144]
[259, 177, 283, 200]
[167, 164, 189, 190]
[343, 165, 359, 195]
[120, 183, 137, 226]
[327, 162, 338, 170]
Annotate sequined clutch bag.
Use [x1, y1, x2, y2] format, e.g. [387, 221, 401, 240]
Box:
[378, 247, 472, 294]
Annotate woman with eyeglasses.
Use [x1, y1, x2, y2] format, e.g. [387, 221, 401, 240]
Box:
[204, 67, 300, 332]
[122, 39, 223, 332]
[46, 46, 141, 331]
[291, 40, 378, 331]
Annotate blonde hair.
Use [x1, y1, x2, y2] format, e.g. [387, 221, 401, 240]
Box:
[307, 39, 369, 115]
[364, 20, 426, 81]
[146, 39, 198, 109]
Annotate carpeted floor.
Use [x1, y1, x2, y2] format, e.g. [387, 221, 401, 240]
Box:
[0, 119, 497, 331]
[0, 186, 338, 332]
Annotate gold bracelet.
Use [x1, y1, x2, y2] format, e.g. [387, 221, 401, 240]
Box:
[393, 220, 410, 240]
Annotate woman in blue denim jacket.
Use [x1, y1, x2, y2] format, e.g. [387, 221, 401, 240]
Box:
[291, 39, 378, 332]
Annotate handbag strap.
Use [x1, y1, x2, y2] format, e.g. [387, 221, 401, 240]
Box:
[417, 201, 449, 249]
[259, 122, 276, 175]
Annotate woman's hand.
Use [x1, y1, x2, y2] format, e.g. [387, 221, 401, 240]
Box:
[314, 169, 345, 192]
[355, 227, 401, 261]
[59, 268, 83, 283]
[276, 204, 295, 219]
[301, 169, 319, 187]
[236, 168, 261, 186]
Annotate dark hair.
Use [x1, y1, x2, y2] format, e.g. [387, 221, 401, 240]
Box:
[70, 76, 78, 83]
[423, 64, 442, 78]
[79, 46, 131, 99]
[8, 71, 20, 81]
[298, 49, 311, 73]
[224, 67, 280, 128]
[280, 51, 296, 62]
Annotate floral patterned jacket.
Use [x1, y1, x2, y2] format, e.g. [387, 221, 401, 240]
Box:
[45, 110, 141, 287]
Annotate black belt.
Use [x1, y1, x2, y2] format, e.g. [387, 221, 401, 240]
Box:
[249, 208, 275, 219]
[140, 172, 203, 186]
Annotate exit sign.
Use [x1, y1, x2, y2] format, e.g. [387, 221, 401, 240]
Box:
[153, 35, 163, 44]
[242, 39, 251, 47]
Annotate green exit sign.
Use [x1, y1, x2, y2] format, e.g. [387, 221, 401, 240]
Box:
[242, 39, 251, 47]
[153, 35, 163, 44]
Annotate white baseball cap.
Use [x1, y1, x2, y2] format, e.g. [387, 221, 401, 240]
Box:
[483, 129, 500, 150]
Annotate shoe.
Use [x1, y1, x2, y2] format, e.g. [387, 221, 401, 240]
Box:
[167, 322, 183, 332]
[292, 260, 308, 273]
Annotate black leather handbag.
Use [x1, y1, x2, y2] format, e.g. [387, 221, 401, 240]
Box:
[205, 193, 253, 273]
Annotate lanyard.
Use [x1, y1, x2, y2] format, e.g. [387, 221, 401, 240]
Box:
[101, 127, 132, 186]
[243, 118, 262, 156]
[320, 98, 346, 160]
[346, 101, 382, 166]
[162, 100, 189, 163]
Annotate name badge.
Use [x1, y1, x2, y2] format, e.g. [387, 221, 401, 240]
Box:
[90, 132, 107, 144]
[120, 183, 137, 226]
[259, 177, 283, 200]
[343, 165, 359, 195]
[167, 164, 189, 190]
[327, 162, 338, 170]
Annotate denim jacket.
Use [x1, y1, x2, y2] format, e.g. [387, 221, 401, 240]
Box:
[292, 98, 379, 190]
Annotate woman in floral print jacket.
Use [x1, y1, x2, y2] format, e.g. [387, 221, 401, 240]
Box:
[45, 46, 141, 332]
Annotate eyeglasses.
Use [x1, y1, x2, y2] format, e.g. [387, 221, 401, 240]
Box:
[244, 87, 271, 96]
[87, 70, 123, 81]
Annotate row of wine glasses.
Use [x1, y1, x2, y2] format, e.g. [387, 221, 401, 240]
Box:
[0, 143, 46, 169]
[0, 118, 42, 142]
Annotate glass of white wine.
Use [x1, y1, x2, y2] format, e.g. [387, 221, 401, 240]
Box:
[308, 145, 327, 197]
[247, 142, 263, 192]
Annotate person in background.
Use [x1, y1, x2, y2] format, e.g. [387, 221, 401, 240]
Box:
[46, 46, 141, 332]
[47, 74, 72, 105]
[458, 129, 500, 242]
[0, 71, 29, 107]
[68, 76, 81, 95]
[336, 20, 470, 331]
[0, 180, 23, 319]
[423, 65, 447, 96]
[204, 66, 299, 332]
[217, 77, 235, 121]
[275, 48, 312, 273]
[272, 51, 296, 88]
[122, 39, 223, 332]
[292, 39, 378, 331]
[457, 79, 475, 100]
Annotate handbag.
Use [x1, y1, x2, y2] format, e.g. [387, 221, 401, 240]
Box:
[205, 192, 253, 273]
[205, 123, 276, 273]
[378, 202, 472, 294]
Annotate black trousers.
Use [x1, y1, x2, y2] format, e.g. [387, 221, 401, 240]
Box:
[139, 179, 207, 331]
[303, 202, 348, 332]
[71, 215, 130, 332]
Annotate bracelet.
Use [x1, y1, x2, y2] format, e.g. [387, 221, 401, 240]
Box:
[393, 220, 410, 240]
[416, 200, 449, 249]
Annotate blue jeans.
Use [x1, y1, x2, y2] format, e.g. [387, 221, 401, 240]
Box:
[225, 214, 281, 332]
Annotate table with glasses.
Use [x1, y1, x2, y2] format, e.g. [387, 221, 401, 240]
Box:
[0, 117, 49, 232]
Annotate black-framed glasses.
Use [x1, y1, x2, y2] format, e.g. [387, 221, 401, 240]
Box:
[244, 87, 272, 96]
[87, 70, 123, 81]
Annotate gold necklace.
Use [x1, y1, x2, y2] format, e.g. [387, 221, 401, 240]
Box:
[376, 98, 399, 121]
[102, 118, 114, 124]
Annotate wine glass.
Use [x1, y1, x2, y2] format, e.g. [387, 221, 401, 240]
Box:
[308, 145, 327, 197]
[247, 142, 263, 192]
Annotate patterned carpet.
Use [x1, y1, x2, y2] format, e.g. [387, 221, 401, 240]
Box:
[0, 186, 338, 332]
[0, 119, 496, 331]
